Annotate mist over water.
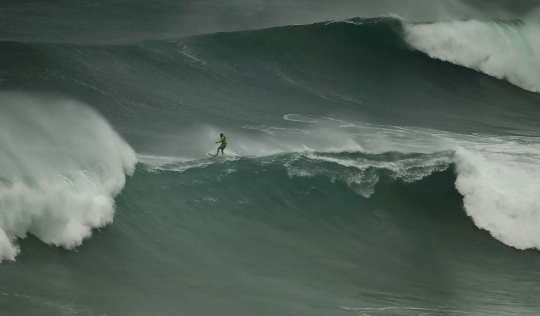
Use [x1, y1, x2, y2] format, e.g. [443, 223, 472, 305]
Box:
[2, 1, 540, 315]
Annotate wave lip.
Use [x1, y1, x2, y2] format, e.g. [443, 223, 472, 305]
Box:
[0, 93, 137, 261]
[454, 146, 540, 250]
[404, 19, 540, 93]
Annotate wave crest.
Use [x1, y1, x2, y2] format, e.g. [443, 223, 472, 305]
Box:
[0, 93, 137, 261]
[404, 19, 540, 93]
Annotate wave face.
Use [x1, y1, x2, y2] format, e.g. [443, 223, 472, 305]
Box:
[1, 17, 540, 142]
[1, 16, 540, 316]
[137, 116, 540, 251]
[125, 136, 540, 315]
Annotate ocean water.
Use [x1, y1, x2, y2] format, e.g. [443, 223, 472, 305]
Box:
[1, 4, 540, 316]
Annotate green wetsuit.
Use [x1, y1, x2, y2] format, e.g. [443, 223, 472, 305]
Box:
[218, 136, 227, 150]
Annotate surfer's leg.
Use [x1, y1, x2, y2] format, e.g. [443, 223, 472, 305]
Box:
[218, 144, 226, 155]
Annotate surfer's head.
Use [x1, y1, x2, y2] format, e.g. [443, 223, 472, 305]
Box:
[220, 133, 223, 137]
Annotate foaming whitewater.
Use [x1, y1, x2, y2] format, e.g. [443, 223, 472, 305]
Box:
[0, 93, 137, 261]
[453, 137, 540, 250]
[286, 152, 452, 197]
[404, 19, 540, 93]
[355, 127, 540, 250]
[287, 127, 540, 250]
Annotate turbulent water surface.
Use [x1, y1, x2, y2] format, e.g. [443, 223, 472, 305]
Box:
[1, 2, 540, 316]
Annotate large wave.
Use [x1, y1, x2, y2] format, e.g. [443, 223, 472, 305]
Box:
[1, 17, 539, 144]
[1, 16, 539, 254]
[173, 17, 540, 95]
[140, 115, 540, 251]
[0, 92, 137, 261]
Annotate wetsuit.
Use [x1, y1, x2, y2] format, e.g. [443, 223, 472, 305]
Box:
[217, 136, 227, 151]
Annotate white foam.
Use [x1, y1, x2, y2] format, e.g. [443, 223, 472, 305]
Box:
[281, 115, 540, 250]
[138, 154, 237, 173]
[137, 154, 192, 171]
[404, 20, 540, 93]
[286, 152, 452, 197]
[453, 142, 540, 250]
[346, 125, 540, 250]
[349, 125, 540, 250]
[0, 92, 137, 261]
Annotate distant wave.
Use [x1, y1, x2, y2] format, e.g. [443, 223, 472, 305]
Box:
[2, 17, 537, 102]
[404, 19, 540, 93]
[175, 17, 540, 94]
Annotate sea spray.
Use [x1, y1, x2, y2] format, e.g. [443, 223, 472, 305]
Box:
[0, 92, 137, 261]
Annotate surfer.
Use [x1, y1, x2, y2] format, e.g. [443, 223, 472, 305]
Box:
[214, 133, 227, 156]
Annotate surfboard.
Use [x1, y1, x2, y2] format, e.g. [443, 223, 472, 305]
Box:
[208, 153, 217, 157]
